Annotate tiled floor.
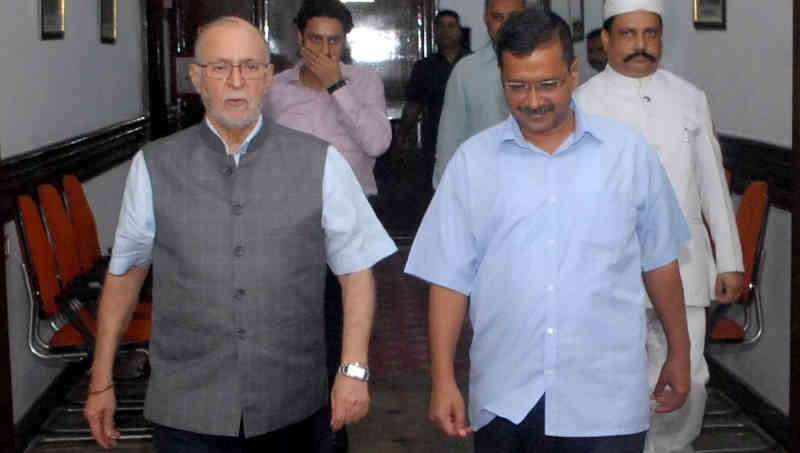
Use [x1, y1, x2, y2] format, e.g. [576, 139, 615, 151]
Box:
[25, 247, 785, 452]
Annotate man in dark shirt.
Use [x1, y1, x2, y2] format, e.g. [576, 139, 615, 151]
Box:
[397, 9, 469, 186]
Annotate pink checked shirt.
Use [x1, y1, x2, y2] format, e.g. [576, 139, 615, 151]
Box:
[264, 61, 392, 195]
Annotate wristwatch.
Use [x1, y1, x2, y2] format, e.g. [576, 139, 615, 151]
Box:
[327, 79, 347, 94]
[338, 362, 369, 381]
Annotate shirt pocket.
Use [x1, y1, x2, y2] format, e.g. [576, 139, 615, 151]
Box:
[578, 191, 637, 263]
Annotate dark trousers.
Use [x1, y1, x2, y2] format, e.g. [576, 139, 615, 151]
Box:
[153, 407, 331, 453]
[474, 397, 647, 453]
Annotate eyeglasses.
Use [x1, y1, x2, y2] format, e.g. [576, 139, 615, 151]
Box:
[503, 73, 569, 95]
[195, 60, 269, 80]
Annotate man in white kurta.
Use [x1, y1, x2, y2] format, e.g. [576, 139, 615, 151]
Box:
[575, 1, 744, 452]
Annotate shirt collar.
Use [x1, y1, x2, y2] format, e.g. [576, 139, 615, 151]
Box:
[500, 98, 603, 155]
[204, 114, 263, 165]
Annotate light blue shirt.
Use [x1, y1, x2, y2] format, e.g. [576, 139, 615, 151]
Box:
[405, 103, 690, 436]
[110, 116, 396, 276]
[433, 44, 509, 188]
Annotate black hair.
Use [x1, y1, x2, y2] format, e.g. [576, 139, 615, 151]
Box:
[294, 0, 354, 34]
[587, 28, 602, 41]
[603, 13, 663, 32]
[496, 8, 574, 68]
[435, 9, 460, 27]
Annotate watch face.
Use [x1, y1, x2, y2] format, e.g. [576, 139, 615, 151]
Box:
[342, 364, 368, 380]
[348, 365, 366, 379]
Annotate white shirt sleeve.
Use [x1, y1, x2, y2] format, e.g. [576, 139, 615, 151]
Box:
[322, 146, 397, 274]
[108, 151, 155, 275]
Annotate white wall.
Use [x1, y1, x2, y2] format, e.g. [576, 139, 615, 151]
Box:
[0, 0, 144, 422]
[0, 1, 145, 157]
[660, 2, 792, 147]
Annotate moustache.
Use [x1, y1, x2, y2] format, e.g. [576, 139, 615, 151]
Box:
[518, 104, 555, 116]
[624, 51, 657, 63]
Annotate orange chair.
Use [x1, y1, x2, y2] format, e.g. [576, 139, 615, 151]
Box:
[61, 174, 106, 274]
[38, 184, 99, 288]
[17, 194, 150, 360]
[708, 181, 769, 344]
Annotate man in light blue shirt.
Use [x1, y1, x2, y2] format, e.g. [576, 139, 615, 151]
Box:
[406, 9, 691, 452]
[433, 0, 525, 188]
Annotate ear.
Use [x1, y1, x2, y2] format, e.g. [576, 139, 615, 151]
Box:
[189, 63, 203, 94]
[601, 29, 610, 51]
[569, 58, 580, 78]
[260, 64, 275, 96]
[296, 29, 304, 48]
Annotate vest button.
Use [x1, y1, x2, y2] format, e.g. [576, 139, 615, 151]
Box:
[232, 203, 244, 215]
[234, 246, 245, 257]
[221, 166, 234, 176]
[234, 289, 247, 299]
[237, 328, 246, 337]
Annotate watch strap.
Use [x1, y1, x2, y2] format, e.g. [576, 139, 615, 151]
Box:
[327, 79, 347, 94]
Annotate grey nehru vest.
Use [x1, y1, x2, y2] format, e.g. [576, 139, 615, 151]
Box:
[142, 120, 329, 437]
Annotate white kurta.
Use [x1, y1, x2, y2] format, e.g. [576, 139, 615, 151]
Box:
[575, 66, 743, 307]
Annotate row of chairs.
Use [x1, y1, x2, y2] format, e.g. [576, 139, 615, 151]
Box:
[16, 174, 151, 361]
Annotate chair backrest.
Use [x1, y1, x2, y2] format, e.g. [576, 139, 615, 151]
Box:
[62, 174, 103, 271]
[735, 180, 769, 303]
[38, 184, 82, 285]
[17, 195, 61, 317]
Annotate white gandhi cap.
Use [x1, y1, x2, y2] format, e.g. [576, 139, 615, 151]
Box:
[603, 0, 664, 21]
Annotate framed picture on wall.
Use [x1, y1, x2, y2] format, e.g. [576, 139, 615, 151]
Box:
[693, 0, 726, 30]
[41, 0, 65, 40]
[100, 0, 117, 44]
[568, 0, 584, 41]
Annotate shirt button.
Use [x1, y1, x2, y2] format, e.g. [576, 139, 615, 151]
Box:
[232, 203, 244, 215]
[221, 166, 234, 176]
[547, 239, 556, 247]
[237, 328, 246, 338]
[548, 196, 557, 204]
[234, 246, 245, 257]
[546, 369, 554, 375]
[234, 289, 247, 300]
[546, 284, 555, 292]
[546, 328, 555, 335]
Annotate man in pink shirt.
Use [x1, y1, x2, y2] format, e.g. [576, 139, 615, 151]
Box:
[264, 0, 391, 196]
[264, 2, 391, 451]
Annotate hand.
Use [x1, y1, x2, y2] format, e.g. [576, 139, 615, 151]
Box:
[301, 47, 344, 90]
[429, 380, 471, 437]
[652, 355, 690, 413]
[84, 387, 120, 449]
[714, 272, 745, 303]
[331, 374, 370, 431]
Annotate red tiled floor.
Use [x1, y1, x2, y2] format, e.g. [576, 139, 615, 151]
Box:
[370, 246, 472, 380]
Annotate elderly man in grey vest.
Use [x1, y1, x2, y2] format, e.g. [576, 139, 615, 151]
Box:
[84, 16, 396, 452]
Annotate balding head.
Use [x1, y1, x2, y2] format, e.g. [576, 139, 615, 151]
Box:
[485, 0, 526, 44]
[195, 16, 269, 64]
[189, 16, 274, 138]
